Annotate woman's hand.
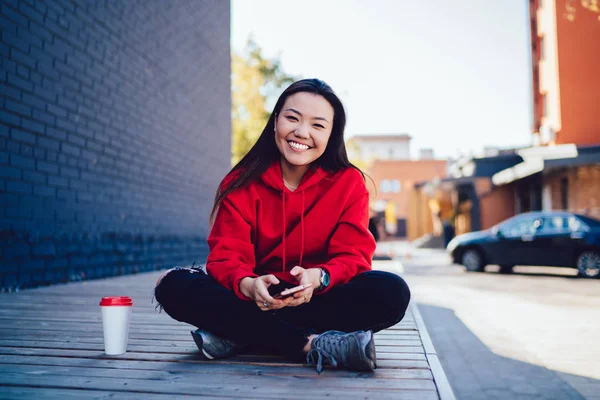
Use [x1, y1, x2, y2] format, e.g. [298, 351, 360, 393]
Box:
[286, 266, 321, 307]
[239, 275, 291, 311]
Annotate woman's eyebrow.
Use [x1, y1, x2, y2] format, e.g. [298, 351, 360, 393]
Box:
[284, 108, 330, 123]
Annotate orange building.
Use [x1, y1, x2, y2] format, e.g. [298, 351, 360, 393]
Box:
[531, 0, 600, 146]
[369, 160, 447, 237]
[407, 1, 600, 245]
[490, 1, 600, 220]
[346, 133, 448, 238]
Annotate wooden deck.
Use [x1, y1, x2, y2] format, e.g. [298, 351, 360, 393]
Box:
[0, 262, 452, 399]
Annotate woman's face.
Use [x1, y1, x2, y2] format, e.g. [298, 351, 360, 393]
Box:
[274, 92, 334, 169]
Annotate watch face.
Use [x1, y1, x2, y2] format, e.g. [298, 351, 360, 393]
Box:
[322, 270, 331, 287]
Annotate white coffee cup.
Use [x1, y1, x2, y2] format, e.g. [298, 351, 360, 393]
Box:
[99, 296, 133, 355]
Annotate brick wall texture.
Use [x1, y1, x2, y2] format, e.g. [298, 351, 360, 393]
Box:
[479, 184, 515, 230]
[547, 165, 600, 220]
[0, 0, 231, 291]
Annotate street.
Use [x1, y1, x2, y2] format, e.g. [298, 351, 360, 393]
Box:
[378, 241, 600, 400]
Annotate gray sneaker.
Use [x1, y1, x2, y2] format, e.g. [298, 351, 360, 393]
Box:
[306, 330, 377, 374]
[190, 329, 240, 360]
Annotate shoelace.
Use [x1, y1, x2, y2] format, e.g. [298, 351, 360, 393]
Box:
[306, 331, 347, 374]
[306, 348, 336, 374]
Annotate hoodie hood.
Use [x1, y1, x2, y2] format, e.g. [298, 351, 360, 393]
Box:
[260, 160, 330, 192]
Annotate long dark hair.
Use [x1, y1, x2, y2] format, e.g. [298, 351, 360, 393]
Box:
[210, 78, 366, 224]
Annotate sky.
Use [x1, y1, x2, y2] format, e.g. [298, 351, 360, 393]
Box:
[231, 0, 533, 159]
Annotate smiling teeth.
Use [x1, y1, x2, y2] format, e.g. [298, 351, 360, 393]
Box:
[289, 142, 309, 150]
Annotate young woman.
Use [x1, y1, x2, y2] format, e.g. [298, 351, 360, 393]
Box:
[154, 79, 411, 373]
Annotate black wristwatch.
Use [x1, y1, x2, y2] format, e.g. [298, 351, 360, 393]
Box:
[317, 268, 330, 291]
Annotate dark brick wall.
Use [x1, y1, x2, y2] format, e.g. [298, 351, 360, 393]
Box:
[0, 0, 231, 291]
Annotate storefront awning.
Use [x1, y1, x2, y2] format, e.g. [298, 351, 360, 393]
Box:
[544, 145, 600, 169]
[492, 144, 578, 186]
[492, 159, 543, 185]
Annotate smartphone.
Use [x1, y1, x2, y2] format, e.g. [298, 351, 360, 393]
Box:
[273, 283, 312, 299]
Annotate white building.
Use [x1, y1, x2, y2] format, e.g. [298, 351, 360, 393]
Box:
[346, 133, 412, 162]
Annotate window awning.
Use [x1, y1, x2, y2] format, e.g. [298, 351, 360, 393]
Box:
[491, 159, 543, 186]
[491, 144, 579, 186]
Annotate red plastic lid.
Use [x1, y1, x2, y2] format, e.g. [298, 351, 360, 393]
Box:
[99, 296, 133, 306]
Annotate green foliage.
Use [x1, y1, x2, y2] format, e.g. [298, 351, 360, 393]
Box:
[231, 38, 299, 165]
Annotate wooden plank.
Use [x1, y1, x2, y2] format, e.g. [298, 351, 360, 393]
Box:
[0, 342, 426, 359]
[0, 330, 422, 345]
[0, 364, 435, 390]
[0, 373, 439, 399]
[0, 387, 223, 400]
[0, 320, 418, 338]
[0, 355, 433, 380]
[0, 347, 431, 369]
[0, 334, 422, 346]
[0, 315, 416, 331]
[0, 319, 420, 336]
[0, 323, 419, 338]
[376, 345, 424, 354]
[0, 356, 433, 380]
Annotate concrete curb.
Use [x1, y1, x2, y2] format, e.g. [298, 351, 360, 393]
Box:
[411, 302, 457, 400]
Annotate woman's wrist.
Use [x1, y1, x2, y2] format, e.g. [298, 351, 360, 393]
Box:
[239, 277, 256, 298]
[307, 268, 322, 289]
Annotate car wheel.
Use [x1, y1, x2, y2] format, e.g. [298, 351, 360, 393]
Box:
[462, 249, 485, 272]
[499, 265, 514, 274]
[577, 251, 600, 278]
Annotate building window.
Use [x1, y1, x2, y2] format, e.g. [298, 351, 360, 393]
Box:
[560, 177, 568, 210]
[541, 93, 547, 118]
[380, 180, 391, 193]
[391, 180, 401, 193]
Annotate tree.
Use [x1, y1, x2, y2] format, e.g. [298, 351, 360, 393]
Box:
[231, 38, 299, 165]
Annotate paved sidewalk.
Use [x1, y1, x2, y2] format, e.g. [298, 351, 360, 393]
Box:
[387, 240, 600, 400]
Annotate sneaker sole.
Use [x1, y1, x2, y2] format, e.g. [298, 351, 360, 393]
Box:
[190, 330, 214, 360]
[362, 330, 377, 371]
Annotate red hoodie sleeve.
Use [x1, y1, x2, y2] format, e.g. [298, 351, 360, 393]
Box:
[206, 196, 258, 300]
[317, 188, 376, 292]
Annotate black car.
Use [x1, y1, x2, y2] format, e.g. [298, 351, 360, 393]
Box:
[447, 211, 600, 278]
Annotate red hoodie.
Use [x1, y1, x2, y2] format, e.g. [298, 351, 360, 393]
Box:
[206, 161, 376, 300]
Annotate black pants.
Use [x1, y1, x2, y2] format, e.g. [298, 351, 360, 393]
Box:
[154, 268, 411, 361]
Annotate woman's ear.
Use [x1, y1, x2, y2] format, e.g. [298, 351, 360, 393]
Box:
[273, 114, 278, 132]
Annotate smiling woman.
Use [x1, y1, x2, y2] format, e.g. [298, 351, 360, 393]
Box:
[274, 92, 334, 189]
[153, 79, 412, 374]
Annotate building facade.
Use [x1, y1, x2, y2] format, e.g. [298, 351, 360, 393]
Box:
[531, 0, 600, 146]
[370, 159, 447, 237]
[0, 1, 231, 290]
[347, 134, 412, 163]
[406, 1, 600, 245]
[347, 133, 447, 238]
[408, 151, 523, 241]
[499, 0, 600, 219]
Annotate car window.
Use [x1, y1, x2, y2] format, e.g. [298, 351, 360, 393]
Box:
[539, 216, 568, 233]
[568, 217, 587, 232]
[500, 217, 540, 237]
